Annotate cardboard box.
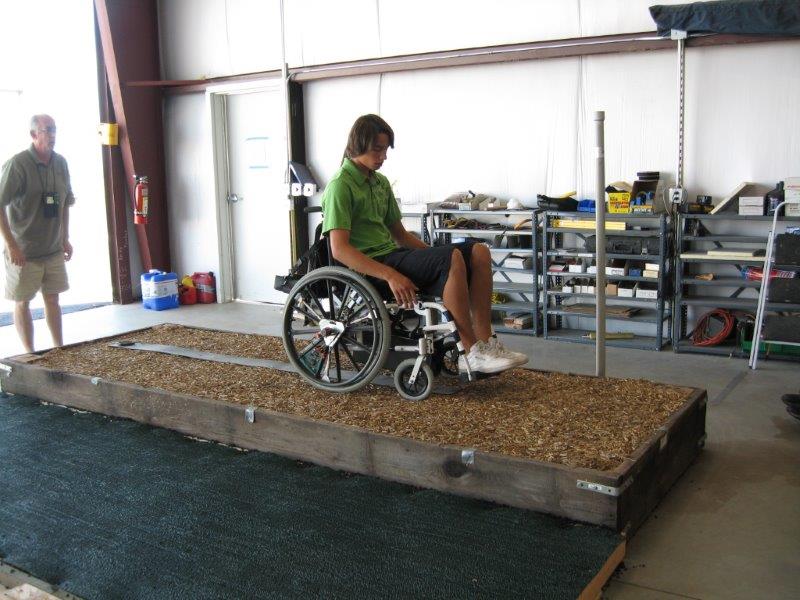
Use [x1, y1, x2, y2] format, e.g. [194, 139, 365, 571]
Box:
[504, 255, 533, 269]
[738, 196, 765, 207]
[587, 265, 598, 274]
[606, 283, 618, 296]
[636, 283, 659, 299]
[630, 178, 668, 213]
[643, 269, 659, 279]
[786, 180, 800, 217]
[503, 313, 533, 330]
[739, 206, 765, 216]
[606, 259, 627, 276]
[618, 282, 636, 298]
[607, 191, 631, 214]
[568, 263, 586, 273]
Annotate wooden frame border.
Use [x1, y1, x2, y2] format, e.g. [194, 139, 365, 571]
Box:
[0, 339, 706, 533]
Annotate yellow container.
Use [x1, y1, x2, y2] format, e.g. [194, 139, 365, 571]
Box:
[98, 123, 119, 146]
[608, 191, 631, 214]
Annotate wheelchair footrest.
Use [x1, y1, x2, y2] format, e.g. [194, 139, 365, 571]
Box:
[458, 371, 501, 383]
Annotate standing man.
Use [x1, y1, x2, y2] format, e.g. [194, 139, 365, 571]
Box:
[0, 114, 74, 352]
[322, 114, 528, 375]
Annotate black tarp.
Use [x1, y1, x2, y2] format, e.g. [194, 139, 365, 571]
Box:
[0, 394, 622, 600]
[650, 0, 800, 37]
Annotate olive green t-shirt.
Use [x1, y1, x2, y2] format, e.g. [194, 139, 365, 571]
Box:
[0, 145, 75, 260]
[321, 159, 401, 258]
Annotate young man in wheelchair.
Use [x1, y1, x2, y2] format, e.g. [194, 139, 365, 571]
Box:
[321, 114, 528, 375]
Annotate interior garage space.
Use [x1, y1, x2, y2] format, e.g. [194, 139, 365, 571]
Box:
[0, 1, 798, 599]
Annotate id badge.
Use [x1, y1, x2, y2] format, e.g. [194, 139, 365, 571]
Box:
[42, 192, 60, 218]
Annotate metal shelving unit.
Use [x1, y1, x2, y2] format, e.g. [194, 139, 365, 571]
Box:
[541, 211, 672, 350]
[673, 213, 800, 358]
[429, 208, 542, 335]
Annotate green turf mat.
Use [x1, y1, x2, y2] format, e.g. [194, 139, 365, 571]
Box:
[0, 394, 621, 599]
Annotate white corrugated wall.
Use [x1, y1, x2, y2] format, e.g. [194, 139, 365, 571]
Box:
[158, 0, 800, 317]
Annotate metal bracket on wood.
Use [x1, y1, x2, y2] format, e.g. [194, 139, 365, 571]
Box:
[577, 478, 633, 497]
[91, 377, 101, 386]
[658, 427, 669, 451]
[245, 406, 256, 424]
[461, 449, 475, 467]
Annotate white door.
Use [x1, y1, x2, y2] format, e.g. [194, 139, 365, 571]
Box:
[225, 90, 290, 303]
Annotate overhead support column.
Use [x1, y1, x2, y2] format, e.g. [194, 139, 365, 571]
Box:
[94, 0, 170, 277]
[95, 13, 132, 304]
[287, 81, 309, 262]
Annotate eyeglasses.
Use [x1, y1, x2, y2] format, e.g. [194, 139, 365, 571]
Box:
[38, 126, 57, 135]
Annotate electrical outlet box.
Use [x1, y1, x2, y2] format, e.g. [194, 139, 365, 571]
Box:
[302, 183, 318, 197]
[291, 183, 303, 197]
[669, 187, 687, 205]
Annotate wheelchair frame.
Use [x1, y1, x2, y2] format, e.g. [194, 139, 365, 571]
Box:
[277, 219, 473, 401]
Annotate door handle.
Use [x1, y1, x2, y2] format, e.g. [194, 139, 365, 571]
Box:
[227, 193, 244, 203]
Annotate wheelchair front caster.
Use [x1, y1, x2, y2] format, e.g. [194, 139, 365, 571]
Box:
[393, 358, 434, 401]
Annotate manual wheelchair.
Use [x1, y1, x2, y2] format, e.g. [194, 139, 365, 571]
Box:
[274, 211, 475, 401]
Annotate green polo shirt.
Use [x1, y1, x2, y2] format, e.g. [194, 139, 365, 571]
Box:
[0, 145, 75, 260]
[321, 159, 401, 258]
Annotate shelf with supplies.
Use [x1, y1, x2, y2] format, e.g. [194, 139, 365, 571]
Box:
[400, 207, 433, 244]
[429, 207, 542, 335]
[673, 213, 800, 359]
[541, 211, 672, 350]
[540, 328, 665, 349]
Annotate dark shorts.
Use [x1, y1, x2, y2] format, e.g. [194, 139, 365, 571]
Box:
[375, 241, 480, 298]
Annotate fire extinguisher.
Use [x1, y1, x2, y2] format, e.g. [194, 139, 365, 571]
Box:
[133, 175, 149, 225]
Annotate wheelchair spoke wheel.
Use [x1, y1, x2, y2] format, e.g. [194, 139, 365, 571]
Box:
[393, 358, 434, 402]
[283, 267, 390, 393]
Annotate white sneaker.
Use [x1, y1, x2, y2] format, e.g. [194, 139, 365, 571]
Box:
[457, 340, 517, 374]
[487, 336, 529, 367]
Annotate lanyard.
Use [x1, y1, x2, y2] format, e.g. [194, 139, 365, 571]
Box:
[36, 161, 52, 193]
[29, 152, 53, 193]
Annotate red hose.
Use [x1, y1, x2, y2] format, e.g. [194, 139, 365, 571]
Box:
[691, 309, 735, 346]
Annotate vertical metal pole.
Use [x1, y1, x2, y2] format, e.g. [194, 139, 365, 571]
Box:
[675, 33, 686, 190]
[594, 111, 606, 378]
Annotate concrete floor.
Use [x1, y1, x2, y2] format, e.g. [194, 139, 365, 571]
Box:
[1, 301, 798, 600]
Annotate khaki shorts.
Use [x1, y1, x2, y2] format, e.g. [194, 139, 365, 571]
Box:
[4, 252, 69, 302]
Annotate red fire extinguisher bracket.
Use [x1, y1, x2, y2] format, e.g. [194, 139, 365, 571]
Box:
[133, 175, 149, 225]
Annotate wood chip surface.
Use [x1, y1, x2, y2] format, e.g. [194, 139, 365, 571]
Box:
[35, 324, 694, 471]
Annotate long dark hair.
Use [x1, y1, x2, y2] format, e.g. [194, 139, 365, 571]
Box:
[343, 114, 394, 160]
